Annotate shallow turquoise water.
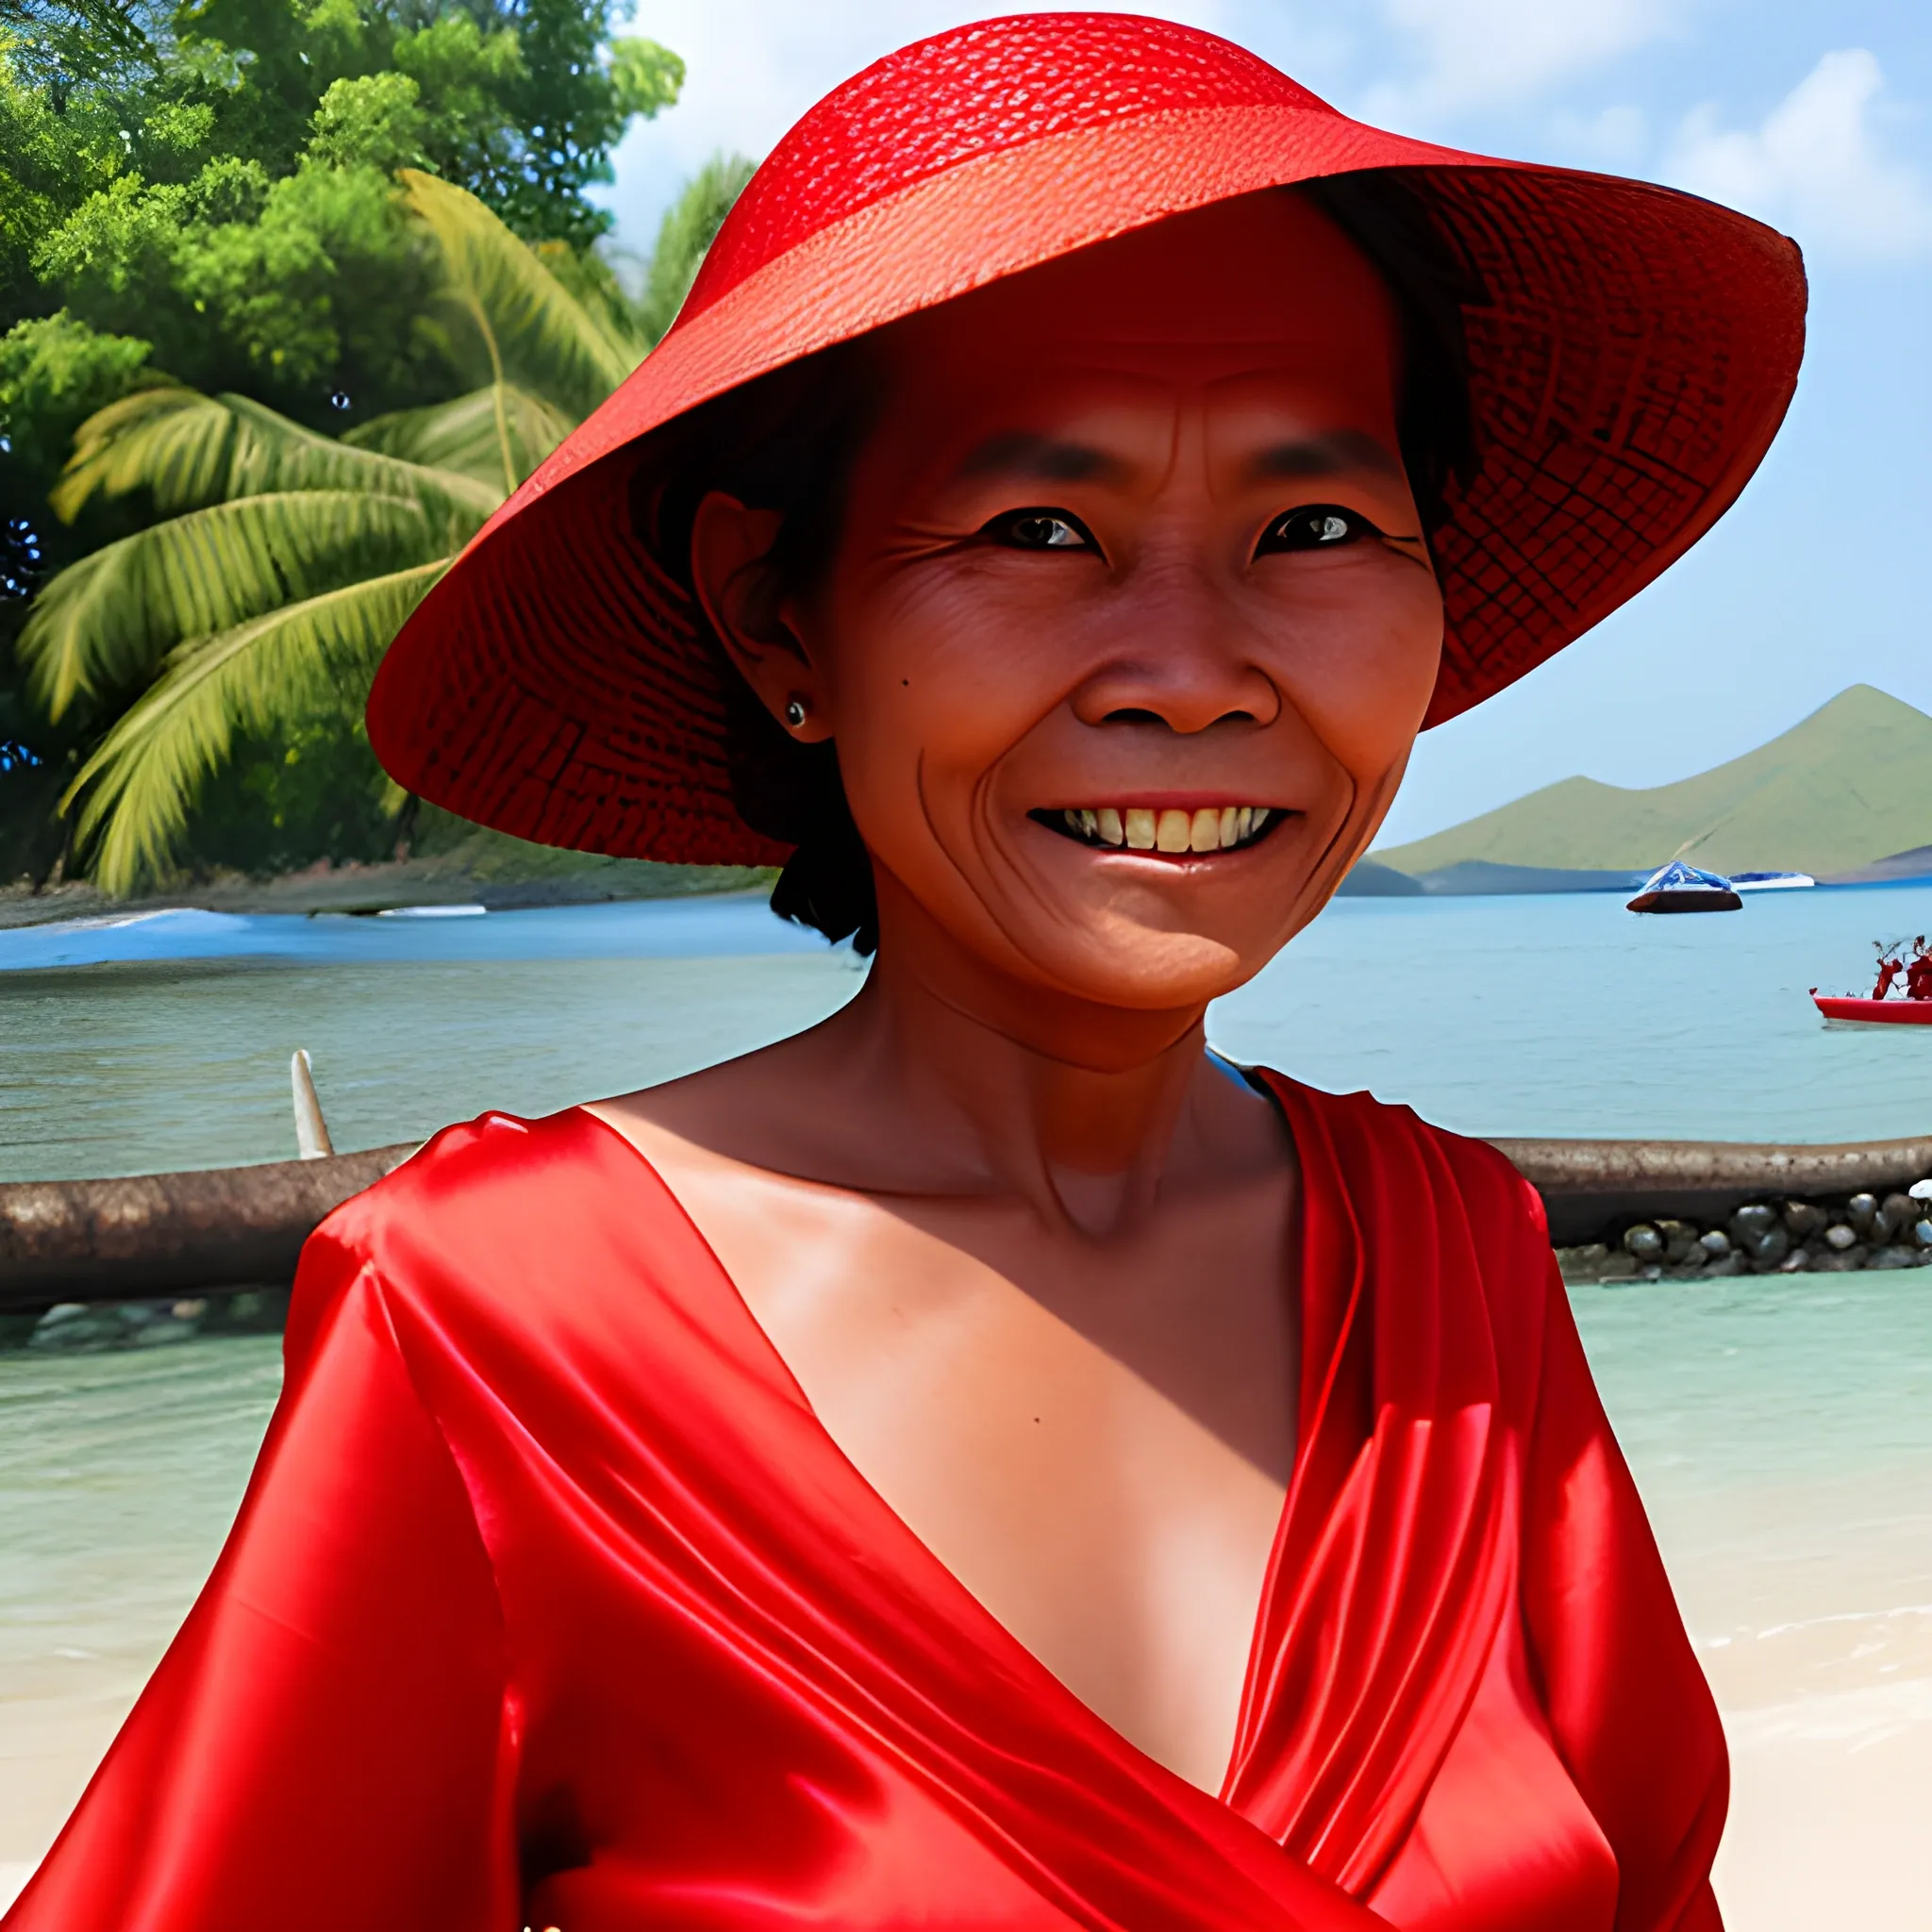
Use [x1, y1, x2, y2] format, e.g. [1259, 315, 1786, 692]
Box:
[1208, 881, 1932, 1144]
[3, 881, 1929, 1182]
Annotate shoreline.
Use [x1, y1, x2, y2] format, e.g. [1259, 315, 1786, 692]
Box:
[0, 853, 772, 931]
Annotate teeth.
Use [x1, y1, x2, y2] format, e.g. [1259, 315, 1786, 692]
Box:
[1051, 804, 1277, 855]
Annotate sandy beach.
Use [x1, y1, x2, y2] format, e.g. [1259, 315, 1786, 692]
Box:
[1577, 1276, 1932, 1931]
[1691, 1509, 1932, 1927]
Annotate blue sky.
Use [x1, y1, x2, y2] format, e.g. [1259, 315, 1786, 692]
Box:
[591, 1, 1932, 845]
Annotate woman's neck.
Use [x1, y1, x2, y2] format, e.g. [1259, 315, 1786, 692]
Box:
[801, 920, 1225, 1239]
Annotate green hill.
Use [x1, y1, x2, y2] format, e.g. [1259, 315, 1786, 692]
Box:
[1374, 686, 1932, 881]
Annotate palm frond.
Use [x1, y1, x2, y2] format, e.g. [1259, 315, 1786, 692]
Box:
[20, 491, 446, 719]
[400, 170, 642, 425]
[51, 387, 503, 525]
[639, 153, 757, 344]
[64, 561, 450, 892]
[343, 382, 576, 491]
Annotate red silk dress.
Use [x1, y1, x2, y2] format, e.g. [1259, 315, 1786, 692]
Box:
[6, 1077, 1726, 1932]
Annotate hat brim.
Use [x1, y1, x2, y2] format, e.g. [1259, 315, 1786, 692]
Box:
[368, 104, 1804, 867]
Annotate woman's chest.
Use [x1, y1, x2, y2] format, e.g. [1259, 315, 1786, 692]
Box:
[624, 1139, 1299, 1792]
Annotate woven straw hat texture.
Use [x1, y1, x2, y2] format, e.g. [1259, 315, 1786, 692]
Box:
[366, 13, 1807, 867]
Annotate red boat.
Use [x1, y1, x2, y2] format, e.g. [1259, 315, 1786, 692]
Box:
[1811, 991, 1932, 1024]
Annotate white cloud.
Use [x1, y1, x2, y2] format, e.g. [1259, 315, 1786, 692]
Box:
[1551, 100, 1651, 170]
[1360, 0, 1675, 124]
[1668, 48, 1932, 260]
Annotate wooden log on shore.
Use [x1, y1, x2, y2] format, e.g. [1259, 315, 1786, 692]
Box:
[1491, 1132, 1932, 1244]
[5, 1131, 1931, 1310]
[0, 1144, 417, 1311]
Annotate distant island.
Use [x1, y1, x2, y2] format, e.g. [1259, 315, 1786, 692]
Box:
[1369, 685, 1932, 887]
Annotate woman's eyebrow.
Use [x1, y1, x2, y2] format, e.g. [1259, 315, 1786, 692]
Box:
[954, 432, 1130, 484]
[1250, 429, 1403, 479]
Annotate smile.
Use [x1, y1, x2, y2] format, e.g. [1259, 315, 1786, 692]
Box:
[1033, 805, 1280, 856]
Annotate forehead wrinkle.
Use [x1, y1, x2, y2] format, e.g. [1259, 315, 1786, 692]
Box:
[954, 430, 1131, 486]
[1250, 429, 1403, 482]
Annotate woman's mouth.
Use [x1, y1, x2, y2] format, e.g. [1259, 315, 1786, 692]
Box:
[1030, 804, 1282, 856]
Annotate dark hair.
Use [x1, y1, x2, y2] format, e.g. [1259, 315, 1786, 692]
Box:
[635, 173, 1485, 956]
[635, 343, 887, 951]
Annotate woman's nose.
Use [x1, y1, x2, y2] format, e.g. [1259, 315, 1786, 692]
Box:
[1068, 566, 1280, 736]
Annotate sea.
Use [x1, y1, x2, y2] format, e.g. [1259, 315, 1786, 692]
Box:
[3, 883, 1930, 1927]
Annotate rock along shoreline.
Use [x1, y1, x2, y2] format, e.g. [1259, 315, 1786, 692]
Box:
[1488, 1131, 1932, 1286]
[1553, 1188, 1932, 1286]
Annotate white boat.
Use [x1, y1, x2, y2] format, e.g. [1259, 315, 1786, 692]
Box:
[1731, 872, 1816, 891]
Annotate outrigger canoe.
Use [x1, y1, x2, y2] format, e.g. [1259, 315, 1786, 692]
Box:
[1811, 991, 1932, 1024]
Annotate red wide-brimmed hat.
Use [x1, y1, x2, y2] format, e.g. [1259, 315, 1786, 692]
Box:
[367, 12, 1805, 867]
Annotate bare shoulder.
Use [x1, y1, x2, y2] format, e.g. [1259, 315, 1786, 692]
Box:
[588, 1011, 877, 1190]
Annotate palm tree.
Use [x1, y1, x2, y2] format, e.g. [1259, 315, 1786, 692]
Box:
[17, 162, 745, 892]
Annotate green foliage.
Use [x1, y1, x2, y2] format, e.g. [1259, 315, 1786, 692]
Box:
[11, 153, 755, 891]
[61, 556, 445, 886]
[0, 0, 694, 889]
[401, 167, 639, 421]
[18, 176, 572, 889]
[0, 310, 157, 481]
[307, 71, 430, 175]
[109, 0, 686, 244]
[608, 33, 681, 121]
[48, 383, 493, 521]
[3, 0, 687, 395]
[638, 149, 755, 341]
[33, 155, 444, 409]
[472, 0, 683, 246]
[0, 37, 128, 312]
[24, 381, 493, 715]
[343, 379, 573, 490]
[0, 312, 166, 832]
[0, 0, 154, 90]
[186, 717, 401, 879]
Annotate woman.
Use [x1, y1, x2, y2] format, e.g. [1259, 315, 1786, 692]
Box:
[8, 15, 1803, 1932]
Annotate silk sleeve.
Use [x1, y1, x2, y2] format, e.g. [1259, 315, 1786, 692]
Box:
[1521, 1262, 1727, 1932]
[3, 1231, 519, 1932]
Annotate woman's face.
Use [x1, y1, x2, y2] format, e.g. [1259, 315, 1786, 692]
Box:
[702, 191, 1444, 1016]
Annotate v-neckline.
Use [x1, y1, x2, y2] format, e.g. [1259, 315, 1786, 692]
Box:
[575, 1081, 1333, 1810]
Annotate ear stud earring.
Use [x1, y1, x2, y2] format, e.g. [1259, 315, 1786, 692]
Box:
[784, 698, 808, 728]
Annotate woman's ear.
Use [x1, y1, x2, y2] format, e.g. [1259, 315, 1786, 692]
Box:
[691, 491, 833, 742]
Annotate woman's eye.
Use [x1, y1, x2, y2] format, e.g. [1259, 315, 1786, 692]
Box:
[1256, 505, 1381, 555]
[983, 508, 1096, 551]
